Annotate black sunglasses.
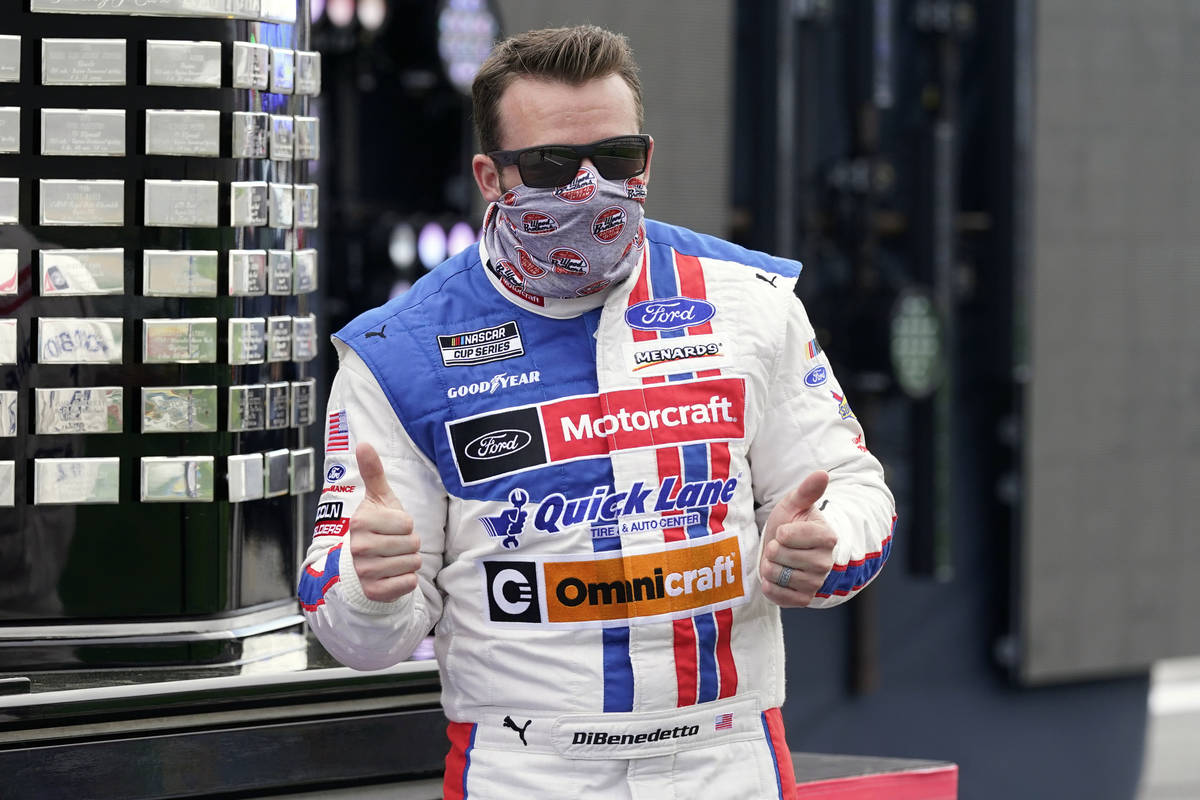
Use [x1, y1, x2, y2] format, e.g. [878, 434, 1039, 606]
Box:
[488, 134, 651, 189]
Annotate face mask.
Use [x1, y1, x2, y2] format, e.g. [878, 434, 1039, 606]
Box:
[481, 168, 647, 300]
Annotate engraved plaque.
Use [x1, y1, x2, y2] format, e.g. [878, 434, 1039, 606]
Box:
[232, 111, 268, 158]
[40, 248, 124, 296]
[269, 48, 294, 94]
[144, 180, 218, 227]
[267, 249, 292, 295]
[141, 456, 214, 503]
[0, 461, 13, 507]
[294, 185, 318, 229]
[145, 109, 219, 157]
[0, 36, 19, 83]
[229, 317, 266, 365]
[230, 181, 268, 227]
[263, 448, 290, 498]
[268, 183, 293, 228]
[143, 250, 218, 297]
[35, 386, 122, 434]
[295, 50, 321, 96]
[38, 317, 123, 364]
[0, 250, 18, 296]
[294, 116, 319, 160]
[146, 39, 220, 88]
[269, 115, 292, 160]
[292, 314, 318, 362]
[0, 107, 19, 153]
[142, 317, 218, 364]
[34, 457, 120, 505]
[0, 178, 16, 224]
[141, 385, 218, 433]
[42, 38, 126, 86]
[229, 250, 267, 296]
[232, 41, 269, 90]
[228, 384, 266, 432]
[266, 381, 289, 429]
[291, 448, 315, 494]
[0, 390, 15, 437]
[228, 453, 264, 503]
[39, 179, 124, 226]
[291, 378, 315, 427]
[292, 248, 317, 294]
[0, 319, 16, 364]
[41, 108, 125, 157]
[267, 316, 291, 362]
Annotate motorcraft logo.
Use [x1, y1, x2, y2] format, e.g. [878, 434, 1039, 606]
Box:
[553, 168, 597, 203]
[447, 370, 541, 399]
[482, 534, 744, 626]
[437, 321, 524, 367]
[624, 297, 716, 332]
[625, 176, 647, 202]
[550, 248, 589, 275]
[446, 377, 746, 485]
[626, 334, 730, 377]
[521, 211, 558, 234]
[591, 206, 627, 243]
[515, 248, 546, 278]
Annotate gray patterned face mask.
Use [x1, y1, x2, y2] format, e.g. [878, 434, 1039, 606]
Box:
[482, 168, 647, 299]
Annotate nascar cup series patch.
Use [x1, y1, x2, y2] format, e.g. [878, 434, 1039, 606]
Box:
[437, 321, 525, 367]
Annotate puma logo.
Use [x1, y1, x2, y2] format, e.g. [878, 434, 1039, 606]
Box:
[503, 715, 531, 746]
[365, 325, 387, 339]
[755, 273, 779, 288]
[819, 499, 830, 511]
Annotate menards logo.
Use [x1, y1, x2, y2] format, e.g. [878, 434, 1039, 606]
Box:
[446, 377, 746, 485]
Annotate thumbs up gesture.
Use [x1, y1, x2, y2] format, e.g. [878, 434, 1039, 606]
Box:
[348, 442, 422, 603]
[759, 471, 836, 607]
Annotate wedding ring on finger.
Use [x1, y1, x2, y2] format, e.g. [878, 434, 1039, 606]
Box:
[775, 565, 794, 588]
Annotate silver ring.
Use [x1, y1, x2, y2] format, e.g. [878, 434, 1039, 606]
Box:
[775, 566, 793, 588]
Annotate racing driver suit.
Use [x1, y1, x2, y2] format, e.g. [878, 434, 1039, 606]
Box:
[299, 219, 896, 799]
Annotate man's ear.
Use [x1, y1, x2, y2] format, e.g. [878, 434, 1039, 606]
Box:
[473, 154, 503, 204]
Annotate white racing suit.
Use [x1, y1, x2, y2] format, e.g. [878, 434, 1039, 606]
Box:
[300, 219, 896, 799]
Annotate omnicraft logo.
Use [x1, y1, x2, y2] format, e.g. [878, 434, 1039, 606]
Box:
[445, 377, 746, 485]
[437, 321, 524, 367]
[483, 535, 744, 626]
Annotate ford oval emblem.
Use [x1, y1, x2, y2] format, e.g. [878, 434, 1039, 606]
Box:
[465, 429, 533, 461]
[624, 297, 716, 332]
[326, 464, 346, 483]
[803, 365, 828, 388]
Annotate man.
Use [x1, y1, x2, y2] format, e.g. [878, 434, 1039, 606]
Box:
[300, 25, 894, 799]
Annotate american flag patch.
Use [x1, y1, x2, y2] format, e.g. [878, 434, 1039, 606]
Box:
[806, 337, 822, 359]
[714, 713, 733, 731]
[326, 409, 350, 452]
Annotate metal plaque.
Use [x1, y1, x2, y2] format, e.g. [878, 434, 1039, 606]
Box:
[0, 107, 19, 153]
[267, 249, 292, 295]
[143, 250, 218, 297]
[0, 250, 19, 296]
[294, 185, 318, 229]
[292, 314, 317, 362]
[228, 384, 266, 432]
[230, 181, 268, 227]
[291, 448, 314, 494]
[0, 36, 19, 83]
[268, 183, 293, 228]
[292, 248, 317, 294]
[0, 461, 12, 507]
[291, 378, 315, 427]
[140, 456, 214, 503]
[30, 0, 296, 23]
[0, 178, 15, 224]
[142, 317, 218, 364]
[144, 180, 218, 227]
[38, 317, 123, 364]
[39, 248, 124, 296]
[42, 38, 126, 86]
[267, 315, 291, 362]
[141, 385, 218, 433]
[228, 453, 264, 503]
[34, 457, 120, 505]
[269, 114, 292, 160]
[263, 448, 290, 497]
[145, 39, 220, 88]
[39, 179, 124, 226]
[269, 48, 294, 94]
[232, 41, 269, 90]
[0, 390, 15, 437]
[294, 116, 318, 160]
[35, 386, 122, 434]
[231, 111, 268, 159]
[229, 317, 266, 365]
[145, 109, 219, 157]
[41, 108, 125, 157]
[295, 50, 321, 96]
[229, 250, 267, 296]
[266, 381, 289, 429]
[0, 319, 15, 364]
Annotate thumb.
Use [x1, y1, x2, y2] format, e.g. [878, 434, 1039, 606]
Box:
[776, 470, 829, 520]
[357, 442, 402, 508]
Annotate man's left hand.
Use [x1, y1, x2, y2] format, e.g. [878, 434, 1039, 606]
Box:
[759, 471, 837, 607]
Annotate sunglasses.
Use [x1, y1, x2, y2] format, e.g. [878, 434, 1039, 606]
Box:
[488, 134, 651, 189]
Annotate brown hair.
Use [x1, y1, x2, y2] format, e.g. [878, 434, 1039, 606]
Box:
[472, 25, 644, 154]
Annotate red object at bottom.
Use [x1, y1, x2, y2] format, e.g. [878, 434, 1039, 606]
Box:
[795, 763, 958, 800]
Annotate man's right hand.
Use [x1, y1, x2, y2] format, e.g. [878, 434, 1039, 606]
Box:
[348, 442, 422, 603]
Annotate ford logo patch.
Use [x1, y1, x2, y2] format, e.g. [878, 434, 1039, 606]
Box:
[465, 429, 533, 461]
[624, 297, 716, 331]
[326, 464, 346, 483]
[803, 366, 828, 388]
